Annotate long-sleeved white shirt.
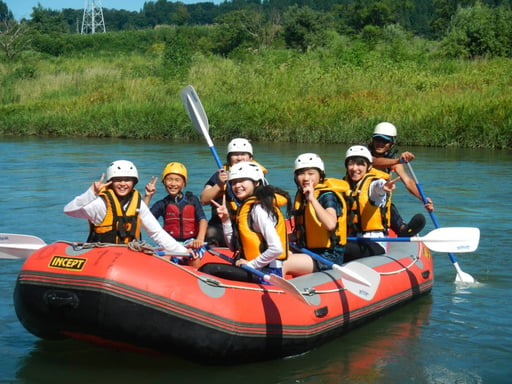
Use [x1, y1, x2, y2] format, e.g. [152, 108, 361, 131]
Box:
[222, 204, 283, 270]
[63, 187, 189, 254]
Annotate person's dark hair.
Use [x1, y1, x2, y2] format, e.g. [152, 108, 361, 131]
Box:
[254, 184, 292, 220]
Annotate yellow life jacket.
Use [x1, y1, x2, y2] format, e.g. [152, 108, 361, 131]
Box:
[344, 172, 388, 234]
[88, 188, 142, 244]
[236, 194, 288, 261]
[293, 178, 349, 249]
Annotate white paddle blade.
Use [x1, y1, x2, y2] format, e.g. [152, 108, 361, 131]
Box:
[180, 85, 210, 137]
[266, 274, 311, 306]
[332, 264, 372, 287]
[416, 227, 480, 253]
[338, 261, 381, 301]
[0, 233, 46, 259]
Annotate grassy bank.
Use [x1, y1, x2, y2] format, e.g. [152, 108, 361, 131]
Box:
[1, 39, 511, 148]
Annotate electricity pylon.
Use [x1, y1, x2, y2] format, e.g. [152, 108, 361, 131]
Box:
[81, 0, 106, 34]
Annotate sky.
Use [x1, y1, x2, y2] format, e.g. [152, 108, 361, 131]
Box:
[7, 1, 218, 21]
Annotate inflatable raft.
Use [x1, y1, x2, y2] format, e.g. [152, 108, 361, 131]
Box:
[14, 240, 433, 363]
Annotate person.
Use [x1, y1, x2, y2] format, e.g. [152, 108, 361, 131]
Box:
[283, 153, 349, 277]
[212, 161, 290, 280]
[143, 162, 207, 250]
[200, 138, 267, 246]
[63, 160, 201, 265]
[342, 145, 400, 261]
[368, 122, 434, 236]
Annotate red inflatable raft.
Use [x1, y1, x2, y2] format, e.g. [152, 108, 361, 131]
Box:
[14, 240, 433, 363]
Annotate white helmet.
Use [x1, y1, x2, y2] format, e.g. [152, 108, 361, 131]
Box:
[373, 122, 397, 141]
[228, 161, 264, 182]
[294, 153, 325, 173]
[106, 160, 139, 183]
[345, 146, 373, 165]
[227, 138, 253, 155]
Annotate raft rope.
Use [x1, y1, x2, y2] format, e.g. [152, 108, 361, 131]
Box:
[63, 240, 293, 295]
[60, 241, 422, 296]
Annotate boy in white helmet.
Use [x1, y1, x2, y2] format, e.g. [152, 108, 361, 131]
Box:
[368, 122, 434, 236]
[64, 160, 199, 259]
[200, 138, 267, 246]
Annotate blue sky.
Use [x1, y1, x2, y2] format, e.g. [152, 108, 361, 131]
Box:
[7, 1, 219, 21]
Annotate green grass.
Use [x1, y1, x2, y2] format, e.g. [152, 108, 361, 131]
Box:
[1, 42, 511, 148]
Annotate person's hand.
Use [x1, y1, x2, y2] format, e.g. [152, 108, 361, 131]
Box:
[211, 194, 229, 222]
[145, 176, 158, 198]
[235, 258, 248, 267]
[217, 169, 228, 187]
[424, 197, 434, 212]
[184, 238, 206, 250]
[302, 184, 315, 201]
[92, 173, 111, 195]
[384, 176, 401, 193]
[399, 151, 415, 163]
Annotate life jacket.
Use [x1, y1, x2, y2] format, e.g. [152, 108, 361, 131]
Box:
[293, 178, 349, 249]
[88, 188, 142, 244]
[236, 194, 288, 262]
[163, 191, 199, 241]
[344, 171, 389, 234]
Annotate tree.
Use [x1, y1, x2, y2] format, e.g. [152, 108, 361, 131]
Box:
[282, 5, 330, 52]
[440, 2, 512, 58]
[0, 20, 31, 60]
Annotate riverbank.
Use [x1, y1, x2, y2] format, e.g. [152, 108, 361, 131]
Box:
[1, 43, 511, 148]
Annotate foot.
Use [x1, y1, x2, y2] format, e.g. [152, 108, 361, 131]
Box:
[398, 214, 426, 237]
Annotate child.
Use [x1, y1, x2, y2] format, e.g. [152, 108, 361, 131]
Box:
[144, 162, 207, 250]
[212, 161, 290, 278]
[63, 160, 198, 261]
[200, 138, 267, 246]
[342, 145, 400, 260]
[284, 153, 349, 276]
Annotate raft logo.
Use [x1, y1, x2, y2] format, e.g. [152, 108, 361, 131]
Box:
[49, 255, 87, 271]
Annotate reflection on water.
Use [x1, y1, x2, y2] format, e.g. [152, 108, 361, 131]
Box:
[16, 298, 433, 384]
[1, 138, 511, 383]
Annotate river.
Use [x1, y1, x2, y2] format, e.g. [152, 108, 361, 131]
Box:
[1, 137, 510, 383]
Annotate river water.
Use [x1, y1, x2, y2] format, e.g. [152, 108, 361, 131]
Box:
[1, 137, 510, 383]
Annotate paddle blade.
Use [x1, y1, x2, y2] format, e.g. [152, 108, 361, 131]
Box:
[332, 264, 372, 287]
[334, 262, 381, 301]
[416, 227, 480, 253]
[264, 274, 311, 306]
[180, 85, 211, 140]
[0, 233, 46, 259]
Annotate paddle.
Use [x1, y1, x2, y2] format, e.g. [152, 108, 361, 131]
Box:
[406, 162, 476, 283]
[290, 245, 380, 301]
[0, 233, 47, 259]
[180, 85, 238, 204]
[347, 227, 480, 253]
[291, 244, 374, 287]
[206, 247, 311, 305]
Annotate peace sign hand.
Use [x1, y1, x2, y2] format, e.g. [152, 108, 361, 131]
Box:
[92, 173, 111, 195]
[145, 176, 158, 198]
[210, 194, 229, 223]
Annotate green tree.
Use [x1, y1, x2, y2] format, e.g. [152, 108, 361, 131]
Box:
[440, 2, 512, 58]
[282, 5, 330, 52]
[212, 9, 264, 55]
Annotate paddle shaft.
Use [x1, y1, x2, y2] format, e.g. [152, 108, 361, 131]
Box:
[406, 162, 475, 282]
[206, 247, 310, 305]
[291, 244, 372, 287]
